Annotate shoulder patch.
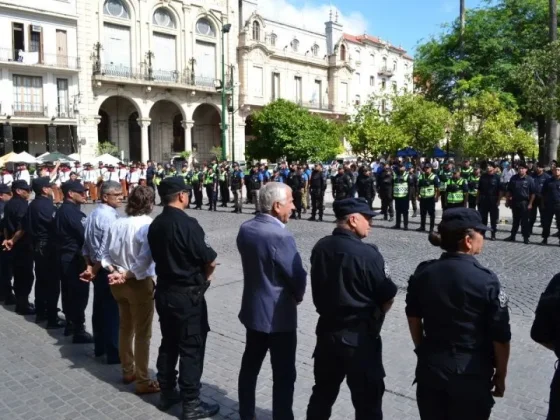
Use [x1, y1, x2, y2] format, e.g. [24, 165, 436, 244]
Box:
[384, 261, 391, 279]
[498, 290, 509, 308]
[204, 234, 211, 248]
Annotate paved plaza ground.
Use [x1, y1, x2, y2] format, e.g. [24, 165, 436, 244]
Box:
[0, 193, 557, 420]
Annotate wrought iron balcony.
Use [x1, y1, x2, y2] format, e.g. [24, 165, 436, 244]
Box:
[378, 66, 394, 77]
[56, 105, 75, 119]
[0, 48, 80, 69]
[12, 103, 48, 117]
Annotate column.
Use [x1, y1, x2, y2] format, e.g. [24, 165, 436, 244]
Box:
[2, 123, 13, 154]
[181, 119, 194, 149]
[137, 118, 151, 163]
[47, 124, 58, 152]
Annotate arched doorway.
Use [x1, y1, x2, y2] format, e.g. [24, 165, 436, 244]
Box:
[98, 96, 141, 160]
[192, 104, 220, 161]
[149, 100, 184, 162]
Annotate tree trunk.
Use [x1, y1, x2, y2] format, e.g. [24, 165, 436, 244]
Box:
[538, 115, 547, 162]
[547, 0, 559, 164]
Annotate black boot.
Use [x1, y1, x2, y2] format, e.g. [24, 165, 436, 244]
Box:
[504, 235, 516, 242]
[64, 321, 75, 337]
[16, 299, 36, 315]
[2, 293, 16, 305]
[542, 238, 548, 245]
[157, 389, 182, 412]
[72, 326, 94, 344]
[46, 318, 65, 329]
[182, 399, 220, 420]
[35, 311, 48, 324]
[491, 232, 496, 241]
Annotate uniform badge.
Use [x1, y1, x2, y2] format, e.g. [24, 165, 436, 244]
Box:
[384, 262, 392, 279]
[498, 290, 509, 308]
[204, 234, 211, 248]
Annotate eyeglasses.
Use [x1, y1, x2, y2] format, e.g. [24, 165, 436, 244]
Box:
[105, 193, 123, 197]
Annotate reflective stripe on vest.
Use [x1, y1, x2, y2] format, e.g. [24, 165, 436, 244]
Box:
[469, 176, 480, 196]
[419, 174, 436, 198]
[204, 175, 214, 185]
[393, 173, 409, 198]
[219, 171, 226, 181]
[447, 179, 465, 203]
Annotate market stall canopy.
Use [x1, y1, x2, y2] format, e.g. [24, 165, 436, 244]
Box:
[396, 147, 419, 157]
[68, 153, 80, 161]
[8, 152, 37, 164]
[0, 152, 18, 166]
[433, 146, 455, 158]
[94, 154, 120, 165]
[36, 152, 76, 164]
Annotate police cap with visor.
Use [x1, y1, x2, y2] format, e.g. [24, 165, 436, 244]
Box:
[440, 207, 489, 232]
[157, 176, 192, 198]
[333, 197, 379, 219]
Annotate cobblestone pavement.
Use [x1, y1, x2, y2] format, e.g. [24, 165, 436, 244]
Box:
[0, 195, 557, 420]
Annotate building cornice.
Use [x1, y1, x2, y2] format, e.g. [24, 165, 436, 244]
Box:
[0, 3, 77, 22]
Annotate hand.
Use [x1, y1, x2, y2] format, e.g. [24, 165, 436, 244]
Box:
[108, 272, 126, 285]
[528, 204, 533, 210]
[492, 372, 506, 397]
[3, 239, 13, 251]
[79, 269, 94, 283]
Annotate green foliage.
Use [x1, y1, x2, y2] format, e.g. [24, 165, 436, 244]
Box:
[179, 150, 192, 160]
[209, 146, 223, 160]
[390, 94, 451, 153]
[97, 141, 119, 157]
[247, 99, 342, 162]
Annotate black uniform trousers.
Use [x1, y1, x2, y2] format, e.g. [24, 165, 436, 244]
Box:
[529, 196, 546, 233]
[292, 190, 302, 217]
[59, 253, 89, 330]
[542, 205, 560, 239]
[92, 269, 120, 362]
[410, 189, 418, 213]
[0, 248, 14, 298]
[238, 329, 297, 420]
[380, 194, 394, 219]
[468, 195, 478, 209]
[155, 287, 209, 401]
[394, 197, 409, 228]
[33, 243, 60, 319]
[219, 181, 229, 206]
[478, 198, 499, 234]
[547, 366, 560, 420]
[12, 247, 34, 302]
[510, 200, 531, 239]
[205, 185, 217, 210]
[310, 190, 324, 219]
[307, 333, 385, 420]
[193, 186, 203, 209]
[419, 197, 436, 231]
[446, 202, 465, 209]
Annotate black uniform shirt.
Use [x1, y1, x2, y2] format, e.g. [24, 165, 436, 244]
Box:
[310, 170, 325, 191]
[148, 206, 217, 288]
[477, 173, 501, 199]
[406, 253, 511, 374]
[533, 172, 551, 196]
[531, 274, 560, 359]
[24, 195, 56, 243]
[543, 177, 560, 206]
[311, 228, 397, 335]
[3, 196, 30, 248]
[507, 174, 535, 201]
[52, 200, 86, 256]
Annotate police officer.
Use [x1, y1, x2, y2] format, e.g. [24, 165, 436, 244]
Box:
[531, 272, 560, 419]
[477, 162, 502, 241]
[0, 184, 14, 304]
[331, 165, 353, 202]
[25, 177, 63, 327]
[392, 164, 414, 230]
[416, 163, 440, 233]
[377, 165, 394, 221]
[406, 207, 511, 419]
[218, 165, 229, 207]
[445, 169, 468, 208]
[230, 163, 244, 214]
[438, 161, 453, 210]
[461, 159, 474, 180]
[2, 180, 35, 315]
[191, 166, 204, 210]
[203, 166, 218, 211]
[505, 162, 535, 244]
[408, 166, 418, 217]
[286, 166, 304, 219]
[467, 168, 481, 209]
[306, 198, 397, 419]
[529, 162, 550, 235]
[541, 165, 560, 245]
[249, 165, 263, 214]
[53, 180, 92, 342]
[148, 177, 219, 419]
[356, 167, 376, 211]
[309, 164, 326, 221]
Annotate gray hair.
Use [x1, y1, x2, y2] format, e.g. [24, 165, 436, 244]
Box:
[100, 181, 122, 200]
[259, 182, 290, 213]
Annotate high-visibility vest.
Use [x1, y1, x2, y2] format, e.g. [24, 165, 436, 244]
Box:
[461, 167, 473, 179]
[419, 173, 436, 198]
[439, 171, 452, 191]
[447, 178, 466, 203]
[204, 174, 215, 185]
[468, 176, 480, 196]
[219, 171, 226, 182]
[393, 173, 409, 198]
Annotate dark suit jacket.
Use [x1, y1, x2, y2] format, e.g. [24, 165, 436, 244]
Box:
[237, 213, 307, 333]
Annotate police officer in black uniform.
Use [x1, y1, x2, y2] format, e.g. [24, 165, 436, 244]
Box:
[53, 180, 92, 342]
[541, 165, 560, 245]
[416, 163, 440, 233]
[505, 162, 536, 244]
[25, 177, 63, 327]
[406, 208, 511, 420]
[477, 162, 502, 240]
[306, 198, 397, 420]
[377, 165, 394, 221]
[331, 165, 353, 202]
[531, 271, 560, 419]
[230, 162, 244, 214]
[309, 164, 326, 221]
[2, 180, 35, 315]
[286, 166, 304, 219]
[356, 167, 376, 210]
[529, 162, 550, 235]
[148, 177, 219, 419]
[0, 184, 14, 304]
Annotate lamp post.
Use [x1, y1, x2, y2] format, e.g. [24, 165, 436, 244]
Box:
[220, 23, 232, 162]
[445, 128, 451, 158]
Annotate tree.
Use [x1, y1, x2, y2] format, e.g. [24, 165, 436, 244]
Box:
[247, 99, 342, 162]
[97, 141, 119, 157]
[345, 98, 407, 159]
[390, 94, 450, 153]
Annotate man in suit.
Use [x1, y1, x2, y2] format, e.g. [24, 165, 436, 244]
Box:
[236, 182, 308, 420]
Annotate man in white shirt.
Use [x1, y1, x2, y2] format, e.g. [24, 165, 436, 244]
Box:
[126, 164, 140, 195]
[103, 165, 119, 182]
[82, 163, 99, 202]
[58, 163, 72, 184]
[118, 163, 129, 200]
[14, 163, 30, 184]
[0, 168, 13, 186]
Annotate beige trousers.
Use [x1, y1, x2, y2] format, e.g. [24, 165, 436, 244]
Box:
[110, 278, 154, 386]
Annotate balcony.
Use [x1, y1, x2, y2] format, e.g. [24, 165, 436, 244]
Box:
[378, 66, 394, 77]
[93, 64, 218, 90]
[13, 103, 48, 117]
[56, 105, 76, 119]
[301, 101, 330, 111]
[0, 48, 80, 70]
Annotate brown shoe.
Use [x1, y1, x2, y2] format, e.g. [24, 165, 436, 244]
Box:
[122, 374, 136, 385]
[135, 380, 161, 395]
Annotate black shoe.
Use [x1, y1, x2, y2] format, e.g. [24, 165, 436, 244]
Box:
[318, 217, 323, 222]
[182, 399, 220, 420]
[73, 331, 94, 344]
[490, 234, 496, 241]
[231, 209, 238, 213]
[523, 238, 530, 245]
[35, 313, 48, 324]
[404, 226, 409, 231]
[391, 225, 400, 230]
[389, 217, 394, 222]
[157, 389, 182, 412]
[16, 302, 36, 315]
[504, 236, 516, 242]
[416, 227, 426, 232]
[46, 319, 65, 329]
[297, 214, 302, 220]
[412, 211, 418, 218]
[64, 321, 75, 337]
[383, 215, 388, 221]
[308, 217, 316, 221]
[542, 238, 548, 245]
[3, 293, 16, 306]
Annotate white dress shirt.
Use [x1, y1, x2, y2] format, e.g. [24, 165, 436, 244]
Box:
[101, 214, 155, 280]
[1, 173, 13, 186]
[15, 170, 30, 184]
[103, 170, 119, 182]
[127, 170, 140, 184]
[118, 168, 128, 180]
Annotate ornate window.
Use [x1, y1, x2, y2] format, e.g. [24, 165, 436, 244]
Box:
[252, 21, 260, 41]
[196, 18, 216, 37]
[291, 38, 299, 52]
[311, 44, 319, 56]
[270, 33, 277, 46]
[153, 8, 175, 28]
[382, 56, 387, 69]
[340, 44, 346, 61]
[103, 0, 129, 19]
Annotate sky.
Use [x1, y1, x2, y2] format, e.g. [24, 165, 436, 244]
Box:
[258, 0, 488, 56]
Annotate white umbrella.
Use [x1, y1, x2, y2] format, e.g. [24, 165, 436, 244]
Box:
[68, 153, 80, 161]
[9, 152, 37, 164]
[94, 153, 121, 165]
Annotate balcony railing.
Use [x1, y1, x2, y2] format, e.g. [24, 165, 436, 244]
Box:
[0, 48, 80, 70]
[93, 64, 218, 88]
[13, 103, 48, 117]
[56, 105, 75, 119]
[302, 101, 330, 111]
[378, 66, 394, 77]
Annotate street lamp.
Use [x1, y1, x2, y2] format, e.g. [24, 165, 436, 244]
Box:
[220, 23, 232, 162]
[445, 128, 451, 158]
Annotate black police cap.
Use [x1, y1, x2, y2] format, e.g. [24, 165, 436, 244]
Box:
[32, 177, 54, 192]
[61, 180, 85, 195]
[0, 184, 11, 194]
[157, 176, 192, 198]
[487, 161, 497, 168]
[518, 162, 528, 169]
[441, 207, 489, 232]
[333, 197, 379, 219]
[12, 180, 31, 191]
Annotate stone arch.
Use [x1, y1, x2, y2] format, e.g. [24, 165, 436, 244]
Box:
[149, 99, 185, 162]
[98, 96, 142, 160]
[150, 3, 181, 29]
[191, 103, 221, 162]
